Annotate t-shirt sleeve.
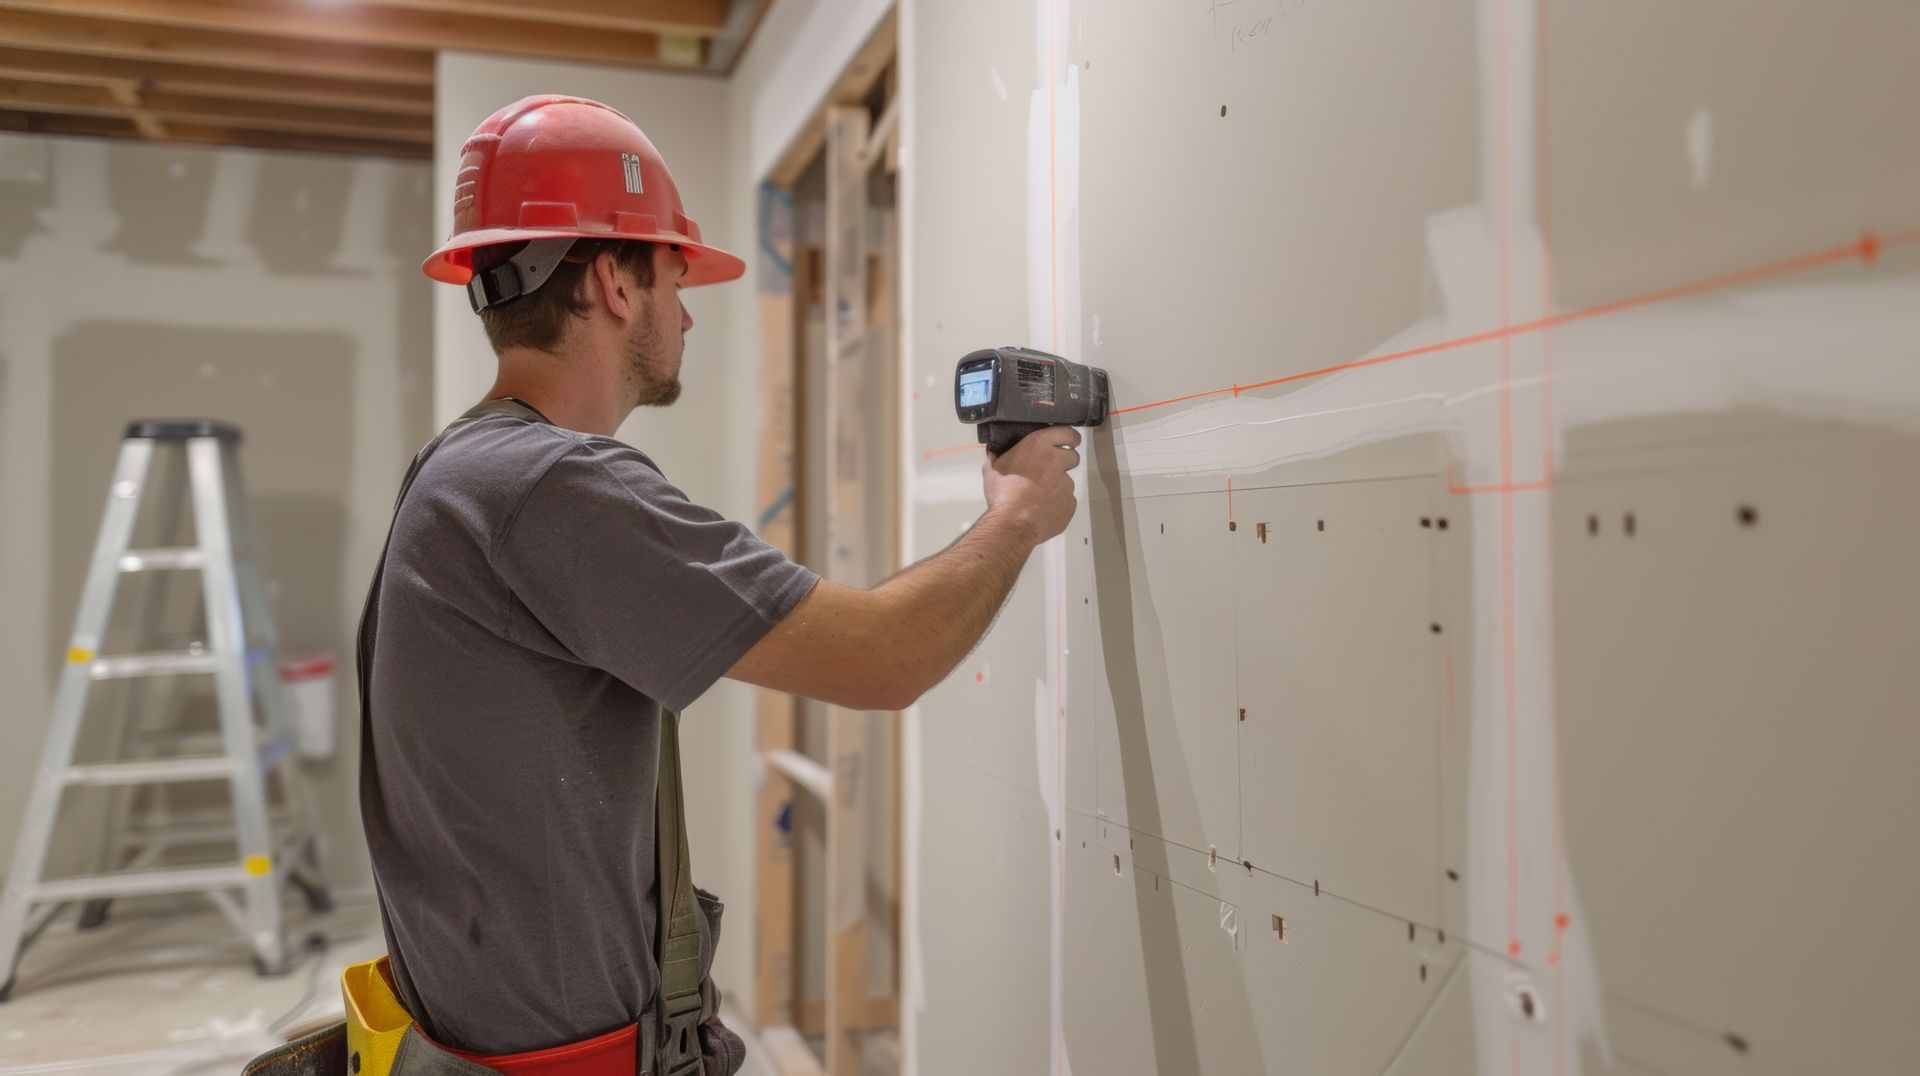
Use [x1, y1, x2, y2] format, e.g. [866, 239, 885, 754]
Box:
[492, 439, 818, 712]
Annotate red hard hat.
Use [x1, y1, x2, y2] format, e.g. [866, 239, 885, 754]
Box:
[423, 95, 744, 297]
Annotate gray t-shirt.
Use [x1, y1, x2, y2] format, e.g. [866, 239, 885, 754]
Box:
[359, 406, 817, 1055]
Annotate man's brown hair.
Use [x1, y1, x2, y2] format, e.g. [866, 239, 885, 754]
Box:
[473, 239, 657, 353]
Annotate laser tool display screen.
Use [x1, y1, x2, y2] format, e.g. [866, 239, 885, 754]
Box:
[958, 367, 995, 408]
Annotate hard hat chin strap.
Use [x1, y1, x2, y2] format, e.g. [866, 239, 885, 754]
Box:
[466, 237, 578, 313]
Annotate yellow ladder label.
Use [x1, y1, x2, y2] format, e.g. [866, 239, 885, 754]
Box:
[66, 648, 93, 665]
[244, 855, 273, 877]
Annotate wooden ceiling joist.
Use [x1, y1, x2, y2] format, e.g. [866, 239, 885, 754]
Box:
[0, 9, 434, 85]
[0, 0, 773, 159]
[0, 1, 679, 71]
[365, 0, 730, 38]
[0, 106, 429, 159]
[0, 47, 433, 116]
[0, 77, 431, 143]
[103, 80, 165, 139]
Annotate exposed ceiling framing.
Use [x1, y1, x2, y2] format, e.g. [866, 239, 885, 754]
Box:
[0, 0, 775, 159]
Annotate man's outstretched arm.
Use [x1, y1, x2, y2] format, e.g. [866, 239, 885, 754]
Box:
[727, 425, 1082, 711]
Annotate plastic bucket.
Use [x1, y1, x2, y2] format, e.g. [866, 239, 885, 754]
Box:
[281, 653, 338, 760]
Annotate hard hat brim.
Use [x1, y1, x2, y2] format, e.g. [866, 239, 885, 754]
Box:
[423, 227, 747, 289]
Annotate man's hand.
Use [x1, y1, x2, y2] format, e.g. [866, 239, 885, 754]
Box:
[983, 425, 1081, 546]
[729, 424, 1086, 711]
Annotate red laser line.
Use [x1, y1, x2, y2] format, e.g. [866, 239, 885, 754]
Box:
[1097, 229, 1902, 422]
[918, 232, 1910, 463]
[1554, 958, 1565, 1076]
[1109, 386, 1236, 416]
[1535, 4, 1570, 1070]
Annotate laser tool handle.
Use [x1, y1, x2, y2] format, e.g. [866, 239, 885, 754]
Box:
[979, 421, 1051, 457]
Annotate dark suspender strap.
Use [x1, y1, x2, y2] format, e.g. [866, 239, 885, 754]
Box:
[652, 711, 705, 1076]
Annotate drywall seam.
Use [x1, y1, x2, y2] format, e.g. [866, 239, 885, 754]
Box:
[1024, 0, 1080, 1071]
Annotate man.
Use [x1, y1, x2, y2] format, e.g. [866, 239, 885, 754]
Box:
[337, 96, 1079, 1074]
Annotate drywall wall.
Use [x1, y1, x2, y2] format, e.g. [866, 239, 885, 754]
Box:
[432, 51, 766, 1009]
[0, 132, 434, 896]
[901, 1, 1920, 1074]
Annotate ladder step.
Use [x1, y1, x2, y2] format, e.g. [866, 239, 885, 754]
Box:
[117, 547, 207, 572]
[61, 737, 296, 787]
[28, 864, 254, 903]
[89, 651, 219, 679]
[63, 756, 236, 786]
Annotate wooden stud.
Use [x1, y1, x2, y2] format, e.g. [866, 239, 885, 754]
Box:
[765, 9, 897, 190]
[822, 103, 874, 1076]
[795, 997, 900, 1036]
[753, 182, 802, 1032]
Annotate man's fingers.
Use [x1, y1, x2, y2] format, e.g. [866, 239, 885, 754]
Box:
[1047, 425, 1083, 449]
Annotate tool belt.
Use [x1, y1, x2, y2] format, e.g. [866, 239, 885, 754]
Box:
[245, 399, 747, 1076]
[242, 710, 747, 1076]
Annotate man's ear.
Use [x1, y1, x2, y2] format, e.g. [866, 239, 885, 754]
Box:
[590, 252, 638, 322]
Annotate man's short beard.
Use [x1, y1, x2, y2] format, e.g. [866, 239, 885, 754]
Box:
[626, 307, 681, 407]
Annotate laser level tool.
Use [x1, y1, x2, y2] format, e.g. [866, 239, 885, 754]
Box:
[954, 346, 1111, 456]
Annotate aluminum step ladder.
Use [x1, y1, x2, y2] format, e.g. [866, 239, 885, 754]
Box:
[0, 420, 330, 1001]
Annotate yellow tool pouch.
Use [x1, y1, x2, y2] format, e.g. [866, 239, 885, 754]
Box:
[343, 955, 412, 1076]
